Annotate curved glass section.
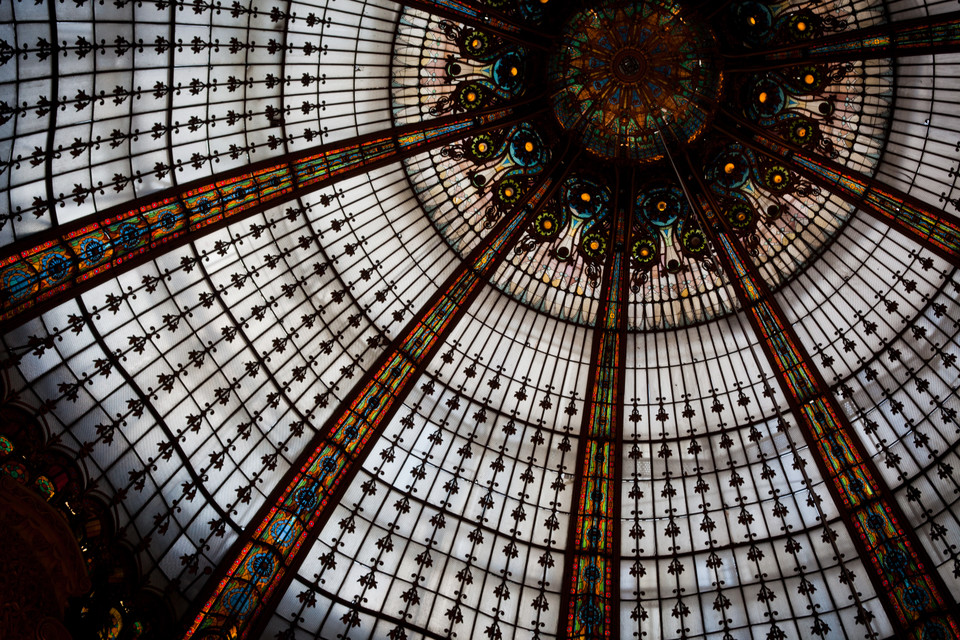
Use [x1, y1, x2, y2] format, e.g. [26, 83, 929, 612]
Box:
[392, 0, 895, 329]
[0, 0, 958, 638]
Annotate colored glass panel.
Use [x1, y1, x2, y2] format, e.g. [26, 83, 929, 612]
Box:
[744, 130, 960, 265]
[791, 153, 960, 261]
[766, 14, 960, 61]
[0, 107, 518, 329]
[184, 169, 559, 640]
[550, 0, 722, 163]
[711, 224, 959, 639]
[562, 197, 629, 640]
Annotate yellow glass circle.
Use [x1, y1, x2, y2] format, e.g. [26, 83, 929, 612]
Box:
[589, 240, 600, 251]
[524, 141, 534, 152]
[581, 192, 591, 202]
[758, 92, 768, 103]
[724, 163, 736, 174]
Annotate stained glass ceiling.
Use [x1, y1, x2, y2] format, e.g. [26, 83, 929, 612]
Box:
[0, 0, 959, 639]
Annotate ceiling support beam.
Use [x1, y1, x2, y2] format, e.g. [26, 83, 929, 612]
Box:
[663, 139, 960, 640]
[183, 144, 576, 640]
[726, 10, 960, 71]
[557, 169, 630, 640]
[689, 0, 735, 21]
[717, 115, 960, 268]
[402, 0, 553, 51]
[0, 102, 538, 334]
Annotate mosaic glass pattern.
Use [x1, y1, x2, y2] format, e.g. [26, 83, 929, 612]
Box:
[0, 107, 518, 328]
[562, 198, 628, 639]
[185, 170, 559, 640]
[550, 0, 722, 163]
[393, 0, 894, 329]
[710, 224, 959, 639]
[0, 0, 958, 638]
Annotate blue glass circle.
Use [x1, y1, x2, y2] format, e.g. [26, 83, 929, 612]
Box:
[117, 223, 142, 249]
[42, 253, 70, 282]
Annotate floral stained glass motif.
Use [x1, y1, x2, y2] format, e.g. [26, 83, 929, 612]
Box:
[550, 0, 722, 163]
[0, 0, 958, 639]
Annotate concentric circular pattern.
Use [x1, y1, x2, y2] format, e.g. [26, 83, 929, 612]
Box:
[393, 2, 892, 329]
[5, 0, 960, 639]
[550, 0, 723, 163]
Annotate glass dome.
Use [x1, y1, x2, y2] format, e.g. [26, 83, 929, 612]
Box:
[0, 0, 959, 638]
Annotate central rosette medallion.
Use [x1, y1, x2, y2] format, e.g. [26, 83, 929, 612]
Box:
[551, 0, 723, 163]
